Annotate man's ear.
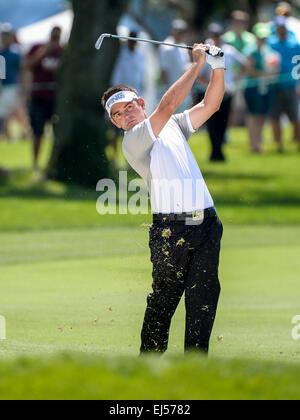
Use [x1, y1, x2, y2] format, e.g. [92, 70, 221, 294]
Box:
[138, 97, 146, 110]
[110, 117, 121, 129]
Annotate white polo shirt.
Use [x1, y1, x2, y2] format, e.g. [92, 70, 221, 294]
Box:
[122, 111, 214, 214]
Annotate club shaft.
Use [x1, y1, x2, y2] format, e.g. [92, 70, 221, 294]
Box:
[96, 34, 224, 57]
[108, 34, 192, 50]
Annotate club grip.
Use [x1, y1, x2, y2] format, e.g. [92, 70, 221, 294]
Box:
[187, 46, 224, 57]
[211, 50, 224, 58]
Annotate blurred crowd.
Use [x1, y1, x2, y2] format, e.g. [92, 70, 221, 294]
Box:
[111, 2, 300, 162]
[0, 23, 63, 172]
[0, 1, 300, 176]
[199, 5, 300, 161]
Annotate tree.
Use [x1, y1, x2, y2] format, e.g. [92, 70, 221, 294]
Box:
[129, 0, 260, 43]
[48, 0, 129, 187]
[192, 0, 260, 28]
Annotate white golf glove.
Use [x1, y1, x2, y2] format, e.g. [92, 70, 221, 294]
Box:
[206, 45, 226, 70]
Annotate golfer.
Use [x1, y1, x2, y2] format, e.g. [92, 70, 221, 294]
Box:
[102, 43, 225, 354]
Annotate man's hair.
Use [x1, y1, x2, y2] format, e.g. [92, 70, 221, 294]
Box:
[231, 10, 250, 23]
[101, 85, 138, 111]
[276, 2, 292, 16]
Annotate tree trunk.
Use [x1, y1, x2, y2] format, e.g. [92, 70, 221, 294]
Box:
[48, 0, 129, 187]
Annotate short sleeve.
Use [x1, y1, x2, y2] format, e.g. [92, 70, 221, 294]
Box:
[122, 118, 156, 160]
[172, 111, 196, 141]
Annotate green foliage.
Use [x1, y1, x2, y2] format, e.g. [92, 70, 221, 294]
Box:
[146, 0, 260, 29]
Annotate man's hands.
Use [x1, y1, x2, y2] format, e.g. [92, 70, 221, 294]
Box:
[192, 44, 208, 67]
[206, 45, 226, 70]
[192, 44, 225, 70]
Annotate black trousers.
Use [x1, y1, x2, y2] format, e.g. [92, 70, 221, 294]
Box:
[140, 214, 223, 354]
[206, 94, 233, 162]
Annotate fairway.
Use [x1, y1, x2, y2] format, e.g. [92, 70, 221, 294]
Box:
[1, 225, 300, 362]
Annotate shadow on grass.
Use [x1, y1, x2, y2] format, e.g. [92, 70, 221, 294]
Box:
[0, 168, 140, 203]
[0, 169, 97, 202]
[214, 191, 300, 207]
[203, 171, 272, 182]
[1, 168, 300, 209]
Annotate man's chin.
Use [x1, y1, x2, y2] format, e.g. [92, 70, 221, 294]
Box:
[126, 121, 138, 130]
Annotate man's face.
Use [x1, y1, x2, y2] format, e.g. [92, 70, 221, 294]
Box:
[172, 29, 186, 43]
[277, 25, 287, 40]
[257, 37, 266, 48]
[232, 19, 247, 34]
[1, 33, 12, 49]
[51, 28, 61, 43]
[110, 98, 146, 131]
[211, 34, 221, 46]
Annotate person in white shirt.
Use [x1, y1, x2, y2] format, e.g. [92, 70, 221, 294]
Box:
[110, 32, 146, 161]
[159, 19, 192, 112]
[101, 43, 225, 355]
[111, 31, 146, 95]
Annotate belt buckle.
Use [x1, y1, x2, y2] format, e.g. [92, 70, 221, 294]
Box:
[192, 210, 204, 222]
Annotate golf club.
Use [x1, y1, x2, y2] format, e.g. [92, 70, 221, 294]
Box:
[95, 33, 224, 57]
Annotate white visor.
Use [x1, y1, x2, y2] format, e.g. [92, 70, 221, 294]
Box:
[106, 91, 139, 118]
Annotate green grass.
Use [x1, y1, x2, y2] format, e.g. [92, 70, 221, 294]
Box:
[1, 224, 300, 399]
[1, 225, 300, 361]
[1, 354, 300, 400]
[0, 125, 300, 400]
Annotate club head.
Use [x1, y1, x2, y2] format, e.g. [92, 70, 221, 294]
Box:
[95, 34, 110, 50]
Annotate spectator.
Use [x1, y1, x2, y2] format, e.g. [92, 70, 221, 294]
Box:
[268, 16, 300, 152]
[2, 27, 30, 141]
[243, 23, 279, 154]
[110, 31, 146, 162]
[111, 31, 146, 95]
[224, 11, 256, 53]
[275, 2, 300, 43]
[223, 11, 256, 127]
[25, 26, 63, 169]
[159, 19, 192, 111]
[198, 22, 249, 161]
[0, 23, 23, 140]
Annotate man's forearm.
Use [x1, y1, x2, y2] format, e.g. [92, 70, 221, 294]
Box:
[160, 61, 205, 112]
[203, 69, 225, 111]
[189, 69, 225, 130]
